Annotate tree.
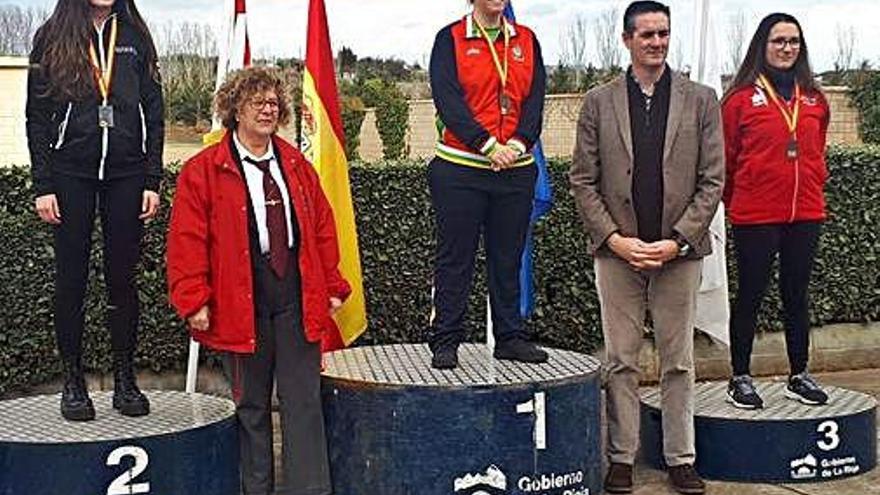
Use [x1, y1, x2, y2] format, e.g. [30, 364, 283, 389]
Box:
[833, 24, 857, 73]
[0, 5, 47, 56]
[594, 8, 621, 70]
[560, 15, 589, 87]
[337, 46, 357, 76]
[725, 10, 747, 74]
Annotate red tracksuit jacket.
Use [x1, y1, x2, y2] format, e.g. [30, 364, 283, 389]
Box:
[722, 83, 830, 225]
[167, 132, 351, 354]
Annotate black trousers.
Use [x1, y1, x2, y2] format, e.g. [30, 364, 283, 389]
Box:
[729, 222, 821, 376]
[427, 157, 536, 351]
[52, 174, 145, 362]
[224, 252, 330, 495]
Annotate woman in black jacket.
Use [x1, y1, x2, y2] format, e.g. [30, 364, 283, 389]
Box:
[26, 0, 163, 421]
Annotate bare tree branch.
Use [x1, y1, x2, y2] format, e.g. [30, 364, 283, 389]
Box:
[725, 9, 747, 75]
[833, 24, 856, 72]
[594, 8, 621, 70]
[0, 5, 48, 56]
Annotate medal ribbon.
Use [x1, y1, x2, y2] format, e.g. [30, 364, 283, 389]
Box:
[757, 73, 801, 136]
[88, 16, 118, 102]
[473, 15, 510, 88]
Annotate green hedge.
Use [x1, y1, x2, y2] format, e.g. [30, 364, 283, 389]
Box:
[1, 146, 878, 395]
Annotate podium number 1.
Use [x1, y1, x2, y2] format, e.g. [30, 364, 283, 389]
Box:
[106, 446, 151, 495]
[517, 392, 546, 450]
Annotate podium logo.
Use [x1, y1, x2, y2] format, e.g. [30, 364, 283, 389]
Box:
[454, 465, 507, 494]
[790, 453, 818, 480]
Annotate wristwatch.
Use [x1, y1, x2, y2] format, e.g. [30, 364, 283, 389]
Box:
[672, 233, 690, 257]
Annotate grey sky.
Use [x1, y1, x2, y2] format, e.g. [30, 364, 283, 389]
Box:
[6, 0, 880, 71]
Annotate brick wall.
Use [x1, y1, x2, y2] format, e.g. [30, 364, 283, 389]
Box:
[357, 88, 864, 161]
[0, 57, 30, 167]
[0, 58, 867, 166]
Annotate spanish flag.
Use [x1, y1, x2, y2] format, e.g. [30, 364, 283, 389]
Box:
[302, 0, 367, 349]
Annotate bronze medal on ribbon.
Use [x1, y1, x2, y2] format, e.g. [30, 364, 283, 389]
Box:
[787, 138, 798, 160]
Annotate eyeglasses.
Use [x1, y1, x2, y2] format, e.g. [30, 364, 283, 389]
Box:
[768, 37, 801, 49]
[248, 98, 280, 111]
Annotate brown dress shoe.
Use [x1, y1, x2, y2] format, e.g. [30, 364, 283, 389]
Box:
[668, 464, 706, 494]
[604, 462, 633, 494]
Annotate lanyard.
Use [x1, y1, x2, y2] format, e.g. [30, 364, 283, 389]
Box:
[757, 74, 801, 135]
[88, 16, 118, 102]
[473, 15, 510, 88]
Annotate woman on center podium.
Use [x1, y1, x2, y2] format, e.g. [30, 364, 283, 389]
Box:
[427, 0, 547, 369]
[167, 66, 350, 495]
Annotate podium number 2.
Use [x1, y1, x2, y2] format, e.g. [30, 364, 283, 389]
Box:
[516, 392, 546, 450]
[817, 420, 840, 451]
[106, 446, 151, 495]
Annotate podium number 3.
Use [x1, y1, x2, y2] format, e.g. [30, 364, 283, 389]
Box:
[106, 446, 151, 495]
[817, 420, 840, 451]
[516, 392, 546, 450]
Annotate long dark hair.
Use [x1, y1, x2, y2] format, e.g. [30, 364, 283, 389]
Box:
[724, 13, 817, 101]
[32, 0, 159, 101]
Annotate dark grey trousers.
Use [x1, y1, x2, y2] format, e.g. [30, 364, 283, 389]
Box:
[224, 253, 331, 495]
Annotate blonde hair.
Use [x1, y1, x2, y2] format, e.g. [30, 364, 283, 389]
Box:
[213, 66, 292, 130]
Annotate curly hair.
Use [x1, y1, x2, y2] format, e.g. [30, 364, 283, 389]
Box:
[214, 66, 292, 130]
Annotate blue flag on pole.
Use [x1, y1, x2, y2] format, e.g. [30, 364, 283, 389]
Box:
[504, 2, 554, 318]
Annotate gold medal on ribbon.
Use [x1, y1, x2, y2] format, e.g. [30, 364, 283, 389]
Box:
[499, 93, 511, 115]
[757, 74, 801, 162]
[474, 15, 511, 115]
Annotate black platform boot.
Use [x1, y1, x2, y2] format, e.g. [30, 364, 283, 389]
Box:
[112, 354, 150, 417]
[60, 361, 95, 421]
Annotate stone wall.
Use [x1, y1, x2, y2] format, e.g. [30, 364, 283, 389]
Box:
[0, 54, 867, 166]
[0, 57, 30, 166]
[356, 87, 864, 161]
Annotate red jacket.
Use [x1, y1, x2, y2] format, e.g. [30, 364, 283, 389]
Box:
[167, 132, 351, 353]
[722, 83, 830, 225]
[429, 15, 545, 166]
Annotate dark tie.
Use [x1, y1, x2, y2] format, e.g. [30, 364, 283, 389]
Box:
[245, 157, 289, 278]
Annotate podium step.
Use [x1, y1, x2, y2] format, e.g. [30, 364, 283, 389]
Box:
[640, 381, 877, 482]
[0, 390, 239, 494]
[321, 343, 602, 495]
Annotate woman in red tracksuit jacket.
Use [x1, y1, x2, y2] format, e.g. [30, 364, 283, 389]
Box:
[427, 0, 547, 369]
[722, 13, 830, 410]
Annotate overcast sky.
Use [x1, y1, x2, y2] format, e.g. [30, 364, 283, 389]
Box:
[7, 0, 880, 72]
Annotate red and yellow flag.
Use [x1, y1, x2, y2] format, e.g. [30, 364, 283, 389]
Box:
[302, 0, 367, 349]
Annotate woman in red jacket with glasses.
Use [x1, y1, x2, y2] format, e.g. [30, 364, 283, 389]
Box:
[722, 12, 830, 410]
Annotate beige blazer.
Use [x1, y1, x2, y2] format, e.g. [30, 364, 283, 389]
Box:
[569, 71, 725, 258]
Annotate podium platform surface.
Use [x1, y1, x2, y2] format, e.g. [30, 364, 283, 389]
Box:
[322, 343, 603, 495]
[322, 342, 601, 387]
[0, 391, 239, 495]
[0, 390, 233, 443]
[640, 381, 877, 483]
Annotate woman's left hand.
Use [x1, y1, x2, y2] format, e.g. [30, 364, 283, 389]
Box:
[139, 190, 160, 220]
[329, 297, 343, 315]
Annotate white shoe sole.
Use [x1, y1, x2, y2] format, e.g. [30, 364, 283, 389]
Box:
[784, 388, 826, 406]
[726, 393, 762, 410]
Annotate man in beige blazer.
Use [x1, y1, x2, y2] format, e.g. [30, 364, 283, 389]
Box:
[569, 2, 723, 494]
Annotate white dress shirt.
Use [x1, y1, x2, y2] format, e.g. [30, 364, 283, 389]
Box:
[233, 132, 294, 254]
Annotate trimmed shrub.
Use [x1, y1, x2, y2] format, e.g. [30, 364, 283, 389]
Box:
[0, 146, 877, 395]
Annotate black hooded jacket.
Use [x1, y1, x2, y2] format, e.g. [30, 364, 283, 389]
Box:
[26, 11, 164, 196]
